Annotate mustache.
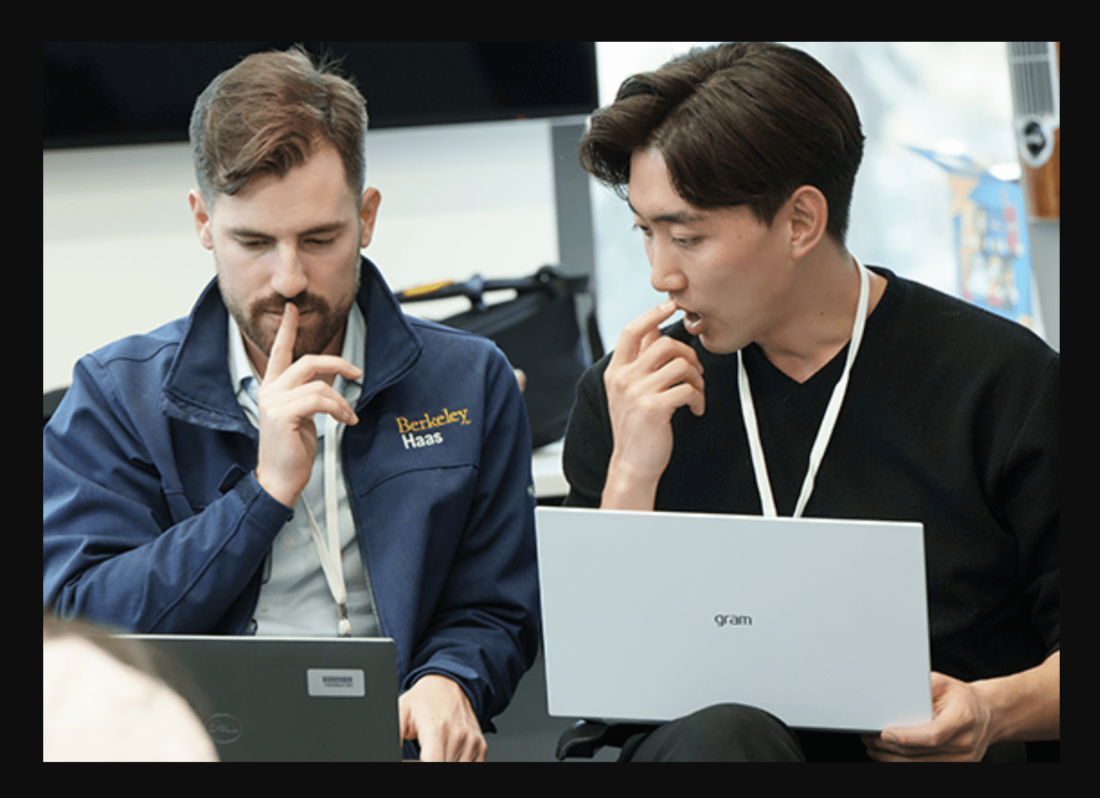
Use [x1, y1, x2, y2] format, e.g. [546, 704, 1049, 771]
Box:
[251, 294, 332, 317]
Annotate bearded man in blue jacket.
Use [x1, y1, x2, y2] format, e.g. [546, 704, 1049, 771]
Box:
[42, 46, 540, 762]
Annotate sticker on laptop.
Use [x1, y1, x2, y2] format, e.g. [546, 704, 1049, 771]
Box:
[307, 668, 366, 698]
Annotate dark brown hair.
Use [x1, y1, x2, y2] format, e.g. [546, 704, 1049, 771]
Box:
[579, 42, 865, 244]
[190, 45, 368, 208]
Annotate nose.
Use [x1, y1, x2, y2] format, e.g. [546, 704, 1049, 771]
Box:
[648, 240, 686, 294]
[270, 243, 308, 300]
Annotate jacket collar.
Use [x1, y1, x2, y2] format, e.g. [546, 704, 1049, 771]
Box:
[160, 256, 423, 433]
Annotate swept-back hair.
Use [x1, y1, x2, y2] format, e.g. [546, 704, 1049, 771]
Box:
[190, 45, 368, 208]
[579, 42, 864, 244]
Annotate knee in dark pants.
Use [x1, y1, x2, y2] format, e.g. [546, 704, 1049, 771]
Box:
[621, 703, 805, 762]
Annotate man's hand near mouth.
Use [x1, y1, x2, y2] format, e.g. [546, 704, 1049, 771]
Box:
[600, 299, 706, 511]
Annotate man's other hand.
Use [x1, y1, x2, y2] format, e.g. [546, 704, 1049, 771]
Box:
[399, 674, 487, 762]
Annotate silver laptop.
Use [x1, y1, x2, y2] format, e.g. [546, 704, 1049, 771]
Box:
[109, 635, 401, 761]
[536, 507, 932, 733]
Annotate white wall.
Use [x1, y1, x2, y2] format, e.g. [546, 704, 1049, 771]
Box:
[42, 118, 558, 393]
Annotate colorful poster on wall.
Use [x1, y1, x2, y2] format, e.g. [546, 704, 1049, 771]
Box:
[911, 147, 1036, 330]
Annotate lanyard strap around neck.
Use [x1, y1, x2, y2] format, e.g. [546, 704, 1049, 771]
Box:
[300, 413, 352, 636]
[737, 259, 871, 518]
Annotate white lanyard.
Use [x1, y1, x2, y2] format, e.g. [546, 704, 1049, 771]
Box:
[737, 259, 870, 518]
[299, 413, 352, 637]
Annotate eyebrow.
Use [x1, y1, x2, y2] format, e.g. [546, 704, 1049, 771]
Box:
[627, 199, 707, 225]
[228, 221, 348, 240]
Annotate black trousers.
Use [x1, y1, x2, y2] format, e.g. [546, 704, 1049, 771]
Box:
[618, 704, 816, 762]
[616, 704, 1027, 762]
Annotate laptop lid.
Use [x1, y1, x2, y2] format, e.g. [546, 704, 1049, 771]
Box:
[107, 635, 401, 761]
[536, 507, 932, 733]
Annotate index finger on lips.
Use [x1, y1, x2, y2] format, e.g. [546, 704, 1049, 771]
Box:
[613, 300, 677, 364]
[266, 303, 298, 382]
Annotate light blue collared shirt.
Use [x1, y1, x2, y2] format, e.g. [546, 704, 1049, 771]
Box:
[227, 304, 381, 637]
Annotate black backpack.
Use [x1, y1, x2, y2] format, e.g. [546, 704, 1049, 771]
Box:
[396, 266, 602, 448]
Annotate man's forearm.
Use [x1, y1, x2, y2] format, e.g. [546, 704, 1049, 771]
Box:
[973, 650, 1059, 743]
[600, 455, 661, 511]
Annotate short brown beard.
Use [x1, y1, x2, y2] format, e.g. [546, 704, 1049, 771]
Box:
[217, 261, 360, 364]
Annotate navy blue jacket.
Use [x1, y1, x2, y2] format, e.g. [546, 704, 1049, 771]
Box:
[43, 257, 540, 727]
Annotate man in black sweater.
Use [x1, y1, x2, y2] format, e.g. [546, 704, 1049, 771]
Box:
[562, 42, 1059, 761]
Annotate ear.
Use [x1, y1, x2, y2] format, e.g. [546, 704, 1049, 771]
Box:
[188, 189, 214, 251]
[786, 185, 828, 259]
[358, 187, 382, 249]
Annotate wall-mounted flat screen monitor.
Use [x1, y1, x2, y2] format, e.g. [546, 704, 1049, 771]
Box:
[44, 41, 599, 149]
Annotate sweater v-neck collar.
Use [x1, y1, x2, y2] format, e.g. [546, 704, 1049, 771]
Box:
[737, 265, 897, 394]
